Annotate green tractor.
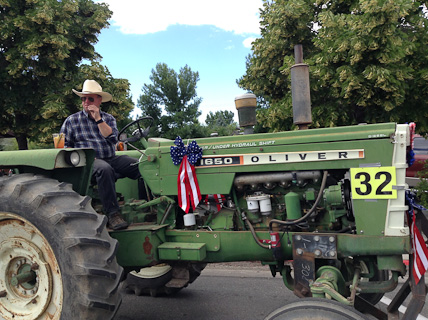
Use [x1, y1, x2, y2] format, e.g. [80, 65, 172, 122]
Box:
[1, 47, 427, 320]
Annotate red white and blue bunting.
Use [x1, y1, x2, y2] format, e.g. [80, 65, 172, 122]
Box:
[406, 191, 428, 284]
[170, 137, 203, 213]
[411, 213, 428, 284]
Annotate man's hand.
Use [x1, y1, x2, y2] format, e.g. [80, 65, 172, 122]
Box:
[87, 104, 101, 121]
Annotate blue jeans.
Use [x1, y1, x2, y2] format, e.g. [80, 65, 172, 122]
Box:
[92, 155, 141, 215]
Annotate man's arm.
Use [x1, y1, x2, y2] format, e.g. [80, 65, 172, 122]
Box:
[96, 112, 119, 146]
[96, 120, 113, 138]
[88, 105, 113, 138]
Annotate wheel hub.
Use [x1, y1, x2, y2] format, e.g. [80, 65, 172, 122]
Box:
[0, 213, 62, 320]
[9, 258, 38, 295]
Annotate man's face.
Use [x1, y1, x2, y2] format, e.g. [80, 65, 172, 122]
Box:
[81, 94, 102, 114]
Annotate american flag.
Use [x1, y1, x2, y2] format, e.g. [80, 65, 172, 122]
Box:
[410, 212, 428, 284]
[171, 137, 202, 213]
[177, 155, 201, 213]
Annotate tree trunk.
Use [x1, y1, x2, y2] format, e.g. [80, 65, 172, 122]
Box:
[16, 134, 28, 150]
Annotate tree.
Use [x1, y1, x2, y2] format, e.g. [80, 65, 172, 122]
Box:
[138, 63, 204, 139]
[239, 0, 428, 134]
[205, 110, 235, 127]
[0, 0, 112, 149]
[205, 110, 238, 136]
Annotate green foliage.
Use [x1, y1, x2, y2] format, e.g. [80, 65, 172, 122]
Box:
[205, 110, 238, 136]
[0, 0, 120, 149]
[0, 137, 51, 150]
[416, 161, 428, 208]
[0, 138, 16, 151]
[138, 63, 203, 139]
[168, 123, 209, 140]
[239, 0, 428, 134]
[205, 110, 235, 127]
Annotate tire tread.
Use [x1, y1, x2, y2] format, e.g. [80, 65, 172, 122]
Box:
[0, 174, 122, 320]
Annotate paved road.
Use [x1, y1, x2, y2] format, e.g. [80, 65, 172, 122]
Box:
[114, 263, 292, 320]
[114, 262, 428, 320]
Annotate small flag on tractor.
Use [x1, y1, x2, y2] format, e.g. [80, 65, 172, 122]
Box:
[410, 212, 428, 284]
[406, 191, 428, 284]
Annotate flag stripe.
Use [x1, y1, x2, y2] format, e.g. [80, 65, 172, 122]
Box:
[411, 213, 428, 284]
[413, 226, 422, 281]
[177, 155, 201, 213]
[214, 194, 225, 211]
[186, 159, 201, 207]
[178, 159, 189, 212]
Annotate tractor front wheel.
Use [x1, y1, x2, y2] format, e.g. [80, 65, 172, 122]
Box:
[265, 298, 368, 320]
[0, 174, 123, 319]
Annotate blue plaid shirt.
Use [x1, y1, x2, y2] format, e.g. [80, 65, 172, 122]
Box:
[60, 110, 118, 159]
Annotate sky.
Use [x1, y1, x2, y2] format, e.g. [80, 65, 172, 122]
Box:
[94, 0, 263, 124]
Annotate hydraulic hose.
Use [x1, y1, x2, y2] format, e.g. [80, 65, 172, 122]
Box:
[233, 188, 271, 249]
[269, 170, 328, 232]
[237, 170, 328, 249]
[246, 216, 271, 249]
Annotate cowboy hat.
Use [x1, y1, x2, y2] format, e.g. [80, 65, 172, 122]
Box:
[72, 79, 112, 102]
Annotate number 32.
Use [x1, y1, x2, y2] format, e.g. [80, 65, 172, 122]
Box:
[350, 167, 397, 200]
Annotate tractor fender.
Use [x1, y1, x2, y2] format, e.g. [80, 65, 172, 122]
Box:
[0, 148, 95, 196]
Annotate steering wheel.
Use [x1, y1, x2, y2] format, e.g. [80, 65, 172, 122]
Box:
[118, 116, 154, 143]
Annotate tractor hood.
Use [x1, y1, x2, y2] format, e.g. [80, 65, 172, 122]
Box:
[140, 122, 403, 196]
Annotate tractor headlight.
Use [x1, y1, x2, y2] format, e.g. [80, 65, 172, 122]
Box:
[64, 151, 81, 166]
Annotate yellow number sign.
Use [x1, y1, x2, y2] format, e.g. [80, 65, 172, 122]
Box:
[350, 166, 397, 200]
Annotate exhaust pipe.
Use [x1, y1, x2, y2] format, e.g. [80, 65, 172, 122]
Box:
[234, 45, 312, 133]
[291, 44, 312, 130]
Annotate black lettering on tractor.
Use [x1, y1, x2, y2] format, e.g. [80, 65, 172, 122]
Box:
[375, 171, 392, 195]
[355, 172, 372, 196]
[339, 152, 348, 158]
[197, 156, 241, 167]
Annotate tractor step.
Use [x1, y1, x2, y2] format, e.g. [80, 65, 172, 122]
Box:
[165, 278, 189, 288]
[164, 264, 192, 289]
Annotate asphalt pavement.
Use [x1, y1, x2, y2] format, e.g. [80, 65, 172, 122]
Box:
[114, 262, 428, 320]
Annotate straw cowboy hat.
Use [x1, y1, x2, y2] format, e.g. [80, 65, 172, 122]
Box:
[72, 79, 112, 102]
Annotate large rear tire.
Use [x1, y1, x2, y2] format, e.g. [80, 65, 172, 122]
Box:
[265, 298, 368, 320]
[0, 174, 123, 320]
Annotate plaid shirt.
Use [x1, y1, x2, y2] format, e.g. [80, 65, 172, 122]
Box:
[60, 110, 118, 159]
